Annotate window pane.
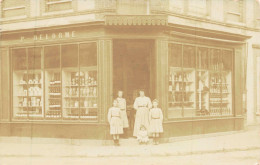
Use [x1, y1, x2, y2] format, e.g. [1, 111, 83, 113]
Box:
[222, 50, 233, 71]
[197, 47, 208, 69]
[28, 47, 42, 70]
[61, 44, 78, 68]
[44, 45, 60, 69]
[12, 48, 28, 119]
[168, 43, 183, 118]
[45, 71, 62, 119]
[13, 49, 27, 70]
[183, 45, 196, 68]
[168, 43, 182, 67]
[79, 43, 98, 120]
[46, 1, 72, 12]
[79, 43, 97, 67]
[62, 44, 79, 120]
[209, 49, 222, 70]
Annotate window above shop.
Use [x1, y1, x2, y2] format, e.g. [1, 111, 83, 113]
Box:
[225, 0, 244, 23]
[168, 0, 210, 17]
[255, 0, 260, 27]
[42, 0, 76, 15]
[1, 0, 27, 18]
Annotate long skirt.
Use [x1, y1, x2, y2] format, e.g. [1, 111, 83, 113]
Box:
[133, 107, 149, 137]
[110, 117, 123, 135]
[120, 109, 129, 128]
[149, 119, 163, 133]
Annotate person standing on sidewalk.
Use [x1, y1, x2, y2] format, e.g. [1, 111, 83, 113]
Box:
[133, 89, 152, 137]
[116, 91, 129, 138]
[108, 99, 123, 146]
[149, 99, 163, 145]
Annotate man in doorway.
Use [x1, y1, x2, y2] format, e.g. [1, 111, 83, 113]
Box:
[116, 91, 129, 138]
[133, 89, 152, 137]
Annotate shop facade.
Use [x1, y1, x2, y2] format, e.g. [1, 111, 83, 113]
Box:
[0, 15, 248, 139]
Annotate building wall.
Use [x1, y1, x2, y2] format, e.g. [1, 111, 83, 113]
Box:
[0, 0, 260, 126]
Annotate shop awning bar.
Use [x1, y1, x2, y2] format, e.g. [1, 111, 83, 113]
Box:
[105, 15, 168, 26]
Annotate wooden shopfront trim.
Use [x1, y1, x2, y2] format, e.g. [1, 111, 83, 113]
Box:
[8, 39, 109, 124]
[165, 32, 245, 120]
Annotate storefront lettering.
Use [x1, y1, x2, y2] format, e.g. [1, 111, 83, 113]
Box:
[20, 31, 76, 41]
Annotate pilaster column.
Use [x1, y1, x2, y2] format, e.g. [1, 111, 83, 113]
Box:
[155, 39, 168, 121]
[98, 39, 113, 123]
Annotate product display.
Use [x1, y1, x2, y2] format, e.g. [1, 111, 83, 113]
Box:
[168, 67, 195, 113]
[168, 44, 233, 118]
[62, 69, 98, 119]
[45, 71, 62, 119]
[13, 72, 43, 118]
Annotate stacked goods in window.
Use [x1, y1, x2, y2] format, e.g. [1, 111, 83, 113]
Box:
[221, 72, 232, 115]
[209, 73, 222, 116]
[46, 72, 61, 119]
[168, 67, 182, 110]
[80, 70, 98, 119]
[182, 68, 195, 110]
[14, 72, 43, 118]
[196, 71, 209, 116]
[13, 71, 28, 119]
[27, 72, 43, 118]
[63, 71, 80, 119]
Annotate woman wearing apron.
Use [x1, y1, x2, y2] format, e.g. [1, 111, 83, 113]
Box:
[133, 89, 152, 137]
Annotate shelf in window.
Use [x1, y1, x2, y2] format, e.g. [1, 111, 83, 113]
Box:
[49, 93, 61, 96]
[64, 107, 97, 109]
[79, 96, 97, 98]
[64, 96, 79, 98]
[80, 116, 98, 119]
[49, 85, 61, 87]
[49, 105, 61, 108]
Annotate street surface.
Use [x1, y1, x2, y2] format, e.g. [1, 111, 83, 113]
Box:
[0, 149, 259, 165]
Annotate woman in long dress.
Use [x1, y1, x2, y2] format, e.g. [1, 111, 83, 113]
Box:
[116, 91, 129, 137]
[133, 90, 152, 137]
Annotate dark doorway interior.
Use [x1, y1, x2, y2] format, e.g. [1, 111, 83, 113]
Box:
[113, 40, 155, 137]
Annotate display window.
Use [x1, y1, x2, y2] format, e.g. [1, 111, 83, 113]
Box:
[168, 43, 233, 118]
[12, 42, 98, 121]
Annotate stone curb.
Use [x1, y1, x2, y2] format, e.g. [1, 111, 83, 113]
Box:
[1, 146, 259, 158]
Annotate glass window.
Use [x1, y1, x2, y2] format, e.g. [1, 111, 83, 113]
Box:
[257, 56, 260, 115]
[12, 47, 44, 119]
[44, 45, 60, 69]
[2, 0, 26, 18]
[44, 45, 62, 119]
[79, 43, 98, 120]
[255, 0, 260, 27]
[45, 0, 73, 12]
[12, 43, 98, 121]
[168, 44, 233, 119]
[168, 44, 183, 118]
[226, 0, 244, 22]
[188, 0, 208, 15]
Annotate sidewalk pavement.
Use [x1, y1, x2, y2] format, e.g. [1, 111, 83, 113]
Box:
[0, 125, 259, 158]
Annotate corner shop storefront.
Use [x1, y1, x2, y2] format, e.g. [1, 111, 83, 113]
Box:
[0, 18, 248, 139]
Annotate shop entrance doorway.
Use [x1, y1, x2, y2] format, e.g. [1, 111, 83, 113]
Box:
[113, 40, 155, 137]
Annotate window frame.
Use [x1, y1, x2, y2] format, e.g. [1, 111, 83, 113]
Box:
[167, 42, 234, 119]
[10, 41, 99, 122]
[0, 0, 28, 19]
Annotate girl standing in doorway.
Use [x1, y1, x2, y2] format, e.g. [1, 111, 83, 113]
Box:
[116, 91, 129, 137]
[108, 99, 123, 146]
[149, 99, 163, 145]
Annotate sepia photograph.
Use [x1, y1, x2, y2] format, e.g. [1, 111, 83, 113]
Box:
[0, 0, 260, 164]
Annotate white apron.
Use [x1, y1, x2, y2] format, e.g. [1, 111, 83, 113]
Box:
[117, 97, 129, 128]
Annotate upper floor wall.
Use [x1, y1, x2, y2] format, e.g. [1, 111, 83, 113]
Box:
[0, 0, 260, 31]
